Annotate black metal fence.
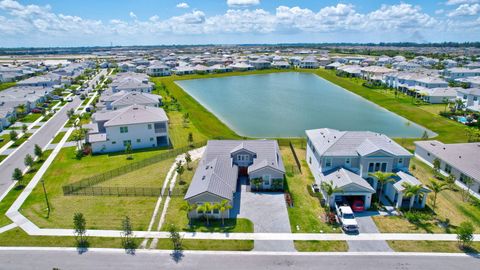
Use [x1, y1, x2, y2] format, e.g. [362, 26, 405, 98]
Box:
[289, 141, 302, 173]
[62, 141, 207, 195]
[63, 186, 187, 197]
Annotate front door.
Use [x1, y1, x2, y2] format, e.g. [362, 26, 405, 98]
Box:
[239, 167, 248, 177]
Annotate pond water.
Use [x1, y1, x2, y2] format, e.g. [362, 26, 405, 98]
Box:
[176, 72, 432, 138]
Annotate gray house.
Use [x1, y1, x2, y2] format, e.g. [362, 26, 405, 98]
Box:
[306, 128, 428, 209]
[415, 140, 480, 198]
[184, 140, 285, 219]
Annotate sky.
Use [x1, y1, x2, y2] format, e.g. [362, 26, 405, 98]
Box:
[0, 0, 479, 47]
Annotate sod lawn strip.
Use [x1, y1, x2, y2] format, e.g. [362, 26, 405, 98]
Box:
[51, 131, 67, 144]
[157, 239, 254, 251]
[388, 240, 480, 253]
[294, 241, 349, 252]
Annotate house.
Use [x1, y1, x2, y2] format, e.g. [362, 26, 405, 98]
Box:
[306, 128, 428, 209]
[444, 68, 480, 81]
[271, 61, 290, 69]
[249, 59, 271, 70]
[229, 62, 254, 71]
[360, 66, 393, 81]
[86, 105, 169, 153]
[299, 56, 319, 69]
[184, 140, 285, 219]
[16, 73, 62, 87]
[455, 76, 480, 88]
[384, 171, 431, 209]
[146, 64, 171, 77]
[456, 88, 480, 112]
[415, 140, 480, 198]
[393, 61, 421, 71]
[337, 65, 362, 77]
[172, 66, 195, 75]
[110, 73, 154, 93]
[99, 91, 162, 111]
[325, 62, 343, 70]
[416, 87, 459, 104]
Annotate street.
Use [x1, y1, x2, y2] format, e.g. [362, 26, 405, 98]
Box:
[0, 249, 478, 270]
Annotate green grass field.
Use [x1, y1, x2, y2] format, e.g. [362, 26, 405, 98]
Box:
[19, 113, 42, 123]
[388, 240, 480, 253]
[157, 239, 254, 251]
[294, 240, 348, 252]
[0, 82, 15, 92]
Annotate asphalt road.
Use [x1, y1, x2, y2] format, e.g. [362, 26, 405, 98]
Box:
[0, 93, 81, 196]
[0, 249, 478, 270]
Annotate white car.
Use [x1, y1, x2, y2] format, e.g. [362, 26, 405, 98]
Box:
[65, 97, 73, 102]
[335, 204, 359, 232]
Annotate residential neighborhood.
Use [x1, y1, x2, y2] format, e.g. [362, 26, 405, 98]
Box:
[1, 0, 480, 269]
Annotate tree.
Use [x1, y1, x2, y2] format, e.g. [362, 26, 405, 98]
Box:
[22, 124, 28, 134]
[121, 216, 135, 252]
[402, 182, 423, 211]
[66, 108, 75, 119]
[12, 168, 23, 182]
[461, 177, 474, 202]
[15, 104, 26, 117]
[321, 180, 343, 213]
[9, 130, 18, 141]
[433, 158, 441, 177]
[250, 178, 263, 191]
[445, 174, 457, 191]
[369, 171, 395, 203]
[73, 213, 87, 248]
[442, 97, 450, 112]
[169, 224, 183, 252]
[187, 132, 194, 147]
[125, 142, 132, 160]
[176, 161, 185, 182]
[457, 222, 474, 249]
[427, 179, 448, 211]
[196, 202, 213, 225]
[183, 202, 197, 226]
[421, 130, 429, 140]
[185, 152, 192, 170]
[34, 144, 43, 161]
[216, 200, 233, 226]
[24, 154, 34, 171]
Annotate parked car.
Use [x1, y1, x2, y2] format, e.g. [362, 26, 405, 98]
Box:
[65, 97, 73, 102]
[31, 108, 43, 114]
[335, 203, 359, 232]
[311, 183, 320, 193]
[85, 106, 92, 112]
[351, 200, 365, 212]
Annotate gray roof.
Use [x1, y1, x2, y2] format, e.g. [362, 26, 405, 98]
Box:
[110, 92, 161, 107]
[184, 140, 285, 201]
[93, 105, 168, 127]
[393, 171, 430, 193]
[320, 168, 375, 193]
[306, 128, 412, 157]
[415, 140, 480, 181]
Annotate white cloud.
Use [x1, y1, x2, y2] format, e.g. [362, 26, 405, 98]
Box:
[176, 2, 189, 9]
[435, 9, 445, 14]
[129, 11, 137, 19]
[227, 0, 260, 7]
[445, 0, 478, 5]
[448, 3, 480, 16]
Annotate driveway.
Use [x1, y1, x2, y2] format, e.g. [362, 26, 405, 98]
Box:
[231, 178, 295, 251]
[347, 212, 392, 252]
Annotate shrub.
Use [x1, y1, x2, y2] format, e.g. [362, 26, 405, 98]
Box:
[404, 211, 432, 224]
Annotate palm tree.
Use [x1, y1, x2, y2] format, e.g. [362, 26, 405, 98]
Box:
[321, 180, 343, 213]
[183, 202, 197, 226]
[369, 171, 395, 203]
[442, 97, 450, 112]
[217, 200, 233, 226]
[455, 99, 465, 110]
[402, 183, 423, 211]
[427, 179, 448, 211]
[196, 202, 213, 226]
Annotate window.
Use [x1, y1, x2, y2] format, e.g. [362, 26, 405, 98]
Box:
[381, 163, 387, 172]
[136, 139, 141, 143]
[375, 163, 380, 171]
[263, 175, 271, 185]
[345, 158, 351, 166]
[474, 96, 478, 101]
[112, 141, 116, 144]
[309, 157, 312, 164]
[398, 158, 403, 164]
[213, 208, 219, 214]
[325, 158, 332, 168]
[460, 174, 471, 184]
[237, 154, 249, 161]
[123, 140, 131, 146]
[368, 163, 374, 172]
[120, 126, 128, 133]
[150, 137, 154, 142]
[147, 124, 152, 130]
[445, 164, 452, 174]
[463, 95, 467, 99]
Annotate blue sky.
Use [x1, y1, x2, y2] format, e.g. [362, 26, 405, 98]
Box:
[0, 0, 479, 47]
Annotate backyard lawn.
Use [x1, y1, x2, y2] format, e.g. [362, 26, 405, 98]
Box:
[373, 158, 480, 233]
[20, 146, 173, 230]
[281, 144, 340, 233]
[294, 240, 348, 252]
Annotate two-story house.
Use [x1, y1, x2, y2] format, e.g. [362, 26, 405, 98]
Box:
[86, 105, 169, 153]
[306, 128, 429, 209]
[456, 88, 480, 112]
[184, 140, 285, 220]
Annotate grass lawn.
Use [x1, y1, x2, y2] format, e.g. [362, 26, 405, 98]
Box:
[388, 240, 480, 253]
[0, 155, 7, 163]
[8, 133, 30, 148]
[310, 69, 469, 150]
[294, 241, 348, 252]
[51, 131, 66, 144]
[0, 227, 141, 249]
[157, 239, 254, 251]
[20, 146, 172, 230]
[0, 82, 15, 92]
[19, 113, 42, 123]
[160, 160, 254, 233]
[281, 145, 340, 233]
[0, 134, 10, 148]
[373, 158, 480, 233]
[0, 150, 53, 227]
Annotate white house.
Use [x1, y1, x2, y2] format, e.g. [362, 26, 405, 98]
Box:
[299, 56, 319, 69]
[456, 88, 480, 112]
[110, 73, 154, 93]
[146, 64, 171, 77]
[444, 68, 480, 80]
[86, 105, 169, 153]
[306, 128, 428, 209]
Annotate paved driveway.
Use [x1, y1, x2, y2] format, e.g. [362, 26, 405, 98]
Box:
[347, 212, 392, 252]
[231, 178, 295, 251]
